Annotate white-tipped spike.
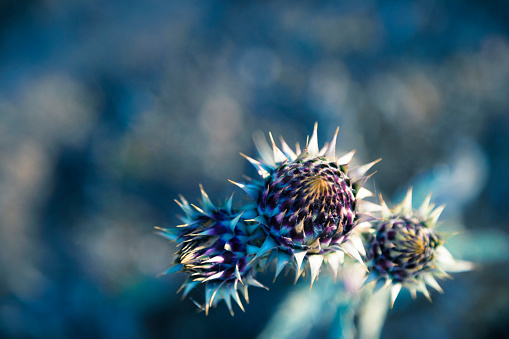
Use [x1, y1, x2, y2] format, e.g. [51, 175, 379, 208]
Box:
[228, 180, 260, 200]
[240, 153, 270, 178]
[402, 187, 413, 215]
[204, 285, 215, 315]
[190, 204, 205, 214]
[308, 255, 324, 288]
[418, 193, 432, 217]
[231, 282, 245, 312]
[336, 150, 356, 165]
[326, 251, 344, 279]
[253, 132, 276, 168]
[269, 132, 288, 164]
[209, 282, 224, 307]
[326, 127, 340, 160]
[356, 187, 374, 200]
[358, 200, 383, 213]
[279, 137, 297, 161]
[435, 247, 474, 272]
[204, 256, 225, 264]
[341, 241, 367, 270]
[295, 142, 302, 155]
[379, 194, 392, 219]
[223, 289, 234, 316]
[274, 251, 291, 281]
[199, 184, 215, 211]
[203, 271, 224, 282]
[354, 221, 374, 233]
[235, 265, 243, 284]
[448, 259, 475, 272]
[350, 158, 381, 182]
[390, 284, 402, 308]
[246, 275, 269, 290]
[241, 284, 250, 304]
[427, 205, 445, 228]
[319, 142, 329, 156]
[420, 283, 432, 302]
[308, 122, 319, 156]
[423, 274, 443, 293]
[293, 250, 308, 281]
[350, 234, 366, 256]
[175, 196, 194, 216]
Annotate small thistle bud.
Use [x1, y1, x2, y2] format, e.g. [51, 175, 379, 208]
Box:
[365, 189, 473, 307]
[157, 186, 266, 315]
[232, 124, 380, 285]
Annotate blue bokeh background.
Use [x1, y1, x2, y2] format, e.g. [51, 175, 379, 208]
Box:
[1, 1, 509, 338]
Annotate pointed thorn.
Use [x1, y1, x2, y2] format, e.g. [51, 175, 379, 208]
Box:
[403, 187, 413, 215]
[225, 193, 234, 214]
[190, 204, 205, 214]
[235, 265, 243, 285]
[274, 251, 291, 282]
[279, 136, 297, 160]
[326, 126, 339, 160]
[253, 131, 276, 168]
[250, 236, 278, 264]
[418, 193, 432, 217]
[268, 132, 288, 164]
[336, 150, 356, 165]
[350, 158, 382, 182]
[390, 284, 402, 308]
[326, 251, 343, 279]
[308, 122, 319, 156]
[308, 255, 324, 289]
[356, 187, 374, 200]
[199, 184, 215, 211]
[293, 250, 308, 282]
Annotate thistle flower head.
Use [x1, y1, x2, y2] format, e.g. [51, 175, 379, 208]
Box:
[365, 189, 473, 306]
[231, 124, 380, 285]
[157, 186, 266, 315]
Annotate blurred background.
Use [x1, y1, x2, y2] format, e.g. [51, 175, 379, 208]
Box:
[1, 0, 509, 338]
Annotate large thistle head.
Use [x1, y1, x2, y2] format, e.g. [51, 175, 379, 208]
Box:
[231, 123, 380, 285]
[157, 186, 266, 315]
[365, 189, 473, 306]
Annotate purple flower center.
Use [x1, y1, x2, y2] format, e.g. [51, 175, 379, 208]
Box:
[258, 157, 357, 252]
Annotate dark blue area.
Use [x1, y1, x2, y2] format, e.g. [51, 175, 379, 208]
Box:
[0, 0, 508, 338]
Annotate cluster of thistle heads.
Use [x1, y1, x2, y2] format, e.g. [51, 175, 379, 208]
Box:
[157, 124, 472, 315]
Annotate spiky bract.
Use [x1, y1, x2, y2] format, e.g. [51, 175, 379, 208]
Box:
[232, 124, 380, 285]
[365, 189, 473, 306]
[157, 186, 266, 315]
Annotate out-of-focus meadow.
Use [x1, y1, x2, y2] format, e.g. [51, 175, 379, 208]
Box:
[1, 1, 509, 338]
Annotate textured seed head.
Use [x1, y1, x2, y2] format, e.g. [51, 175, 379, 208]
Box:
[367, 216, 440, 283]
[157, 187, 266, 315]
[232, 124, 380, 285]
[175, 209, 251, 282]
[364, 189, 474, 306]
[259, 157, 357, 253]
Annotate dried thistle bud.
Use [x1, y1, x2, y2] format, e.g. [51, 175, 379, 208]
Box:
[157, 186, 266, 315]
[365, 189, 473, 306]
[232, 124, 380, 286]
